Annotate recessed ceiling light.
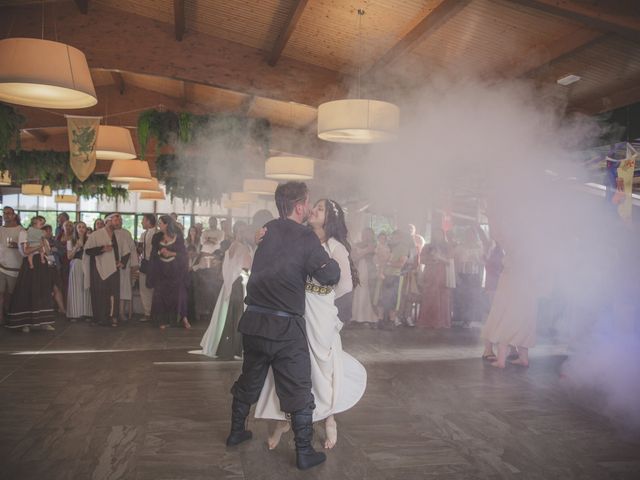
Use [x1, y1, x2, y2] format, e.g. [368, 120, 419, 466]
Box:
[557, 74, 581, 86]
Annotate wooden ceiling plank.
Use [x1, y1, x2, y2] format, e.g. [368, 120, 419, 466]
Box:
[111, 71, 125, 94]
[27, 129, 49, 143]
[368, 0, 472, 76]
[174, 0, 185, 41]
[74, 0, 89, 15]
[572, 77, 640, 115]
[268, 0, 310, 67]
[507, 0, 640, 42]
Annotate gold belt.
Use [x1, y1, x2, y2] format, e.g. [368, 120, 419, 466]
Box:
[305, 283, 333, 295]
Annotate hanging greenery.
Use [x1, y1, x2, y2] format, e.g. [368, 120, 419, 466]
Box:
[0, 103, 25, 158]
[0, 150, 128, 201]
[137, 109, 271, 202]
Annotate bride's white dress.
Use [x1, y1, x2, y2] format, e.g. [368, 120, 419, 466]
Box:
[254, 238, 367, 421]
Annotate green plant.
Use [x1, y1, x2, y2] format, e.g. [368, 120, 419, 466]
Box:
[0, 103, 25, 158]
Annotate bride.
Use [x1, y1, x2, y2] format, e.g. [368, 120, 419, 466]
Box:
[254, 199, 367, 450]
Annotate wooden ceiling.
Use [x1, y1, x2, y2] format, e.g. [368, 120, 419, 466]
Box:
[1, 0, 640, 135]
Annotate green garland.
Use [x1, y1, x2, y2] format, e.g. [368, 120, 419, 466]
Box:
[0, 103, 25, 158]
[0, 150, 128, 201]
[138, 109, 271, 202]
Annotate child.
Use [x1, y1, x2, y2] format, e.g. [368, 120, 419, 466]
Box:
[26, 216, 47, 269]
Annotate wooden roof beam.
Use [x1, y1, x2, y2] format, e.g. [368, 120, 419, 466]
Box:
[111, 71, 125, 94]
[268, 0, 309, 66]
[571, 77, 640, 115]
[74, 0, 89, 15]
[174, 0, 185, 41]
[506, 0, 640, 42]
[368, 0, 472, 77]
[238, 95, 256, 115]
[26, 129, 49, 143]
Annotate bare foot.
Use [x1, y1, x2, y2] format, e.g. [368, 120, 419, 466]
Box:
[324, 416, 337, 449]
[509, 358, 529, 367]
[490, 361, 505, 369]
[182, 318, 191, 329]
[267, 421, 290, 450]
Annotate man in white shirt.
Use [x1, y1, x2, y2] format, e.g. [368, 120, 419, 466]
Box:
[0, 207, 24, 325]
[138, 214, 157, 322]
[201, 216, 224, 252]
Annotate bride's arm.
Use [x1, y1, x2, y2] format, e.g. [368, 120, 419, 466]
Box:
[331, 242, 353, 300]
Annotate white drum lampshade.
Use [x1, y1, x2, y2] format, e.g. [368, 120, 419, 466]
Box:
[243, 178, 278, 195]
[108, 159, 151, 182]
[55, 194, 77, 203]
[265, 156, 314, 180]
[140, 190, 166, 200]
[96, 126, 137, 160]
[230, 192, 258, 204]
[0, 171, 11, 185]
[128, 177, 160, 193]
[317, 99, 399, 144]
[21, 184, 52, 196]
[0, 38, 97, 109]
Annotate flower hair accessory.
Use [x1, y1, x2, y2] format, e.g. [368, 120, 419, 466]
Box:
[328, 199, 340, 217]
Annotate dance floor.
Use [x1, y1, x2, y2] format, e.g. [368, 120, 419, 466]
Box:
[0, 321, 638, 480]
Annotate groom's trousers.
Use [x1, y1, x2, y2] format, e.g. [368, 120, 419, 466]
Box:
[231, 310, 314, 413]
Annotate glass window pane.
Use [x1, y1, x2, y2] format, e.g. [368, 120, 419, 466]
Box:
[18, 194, 38, 210]
[40, 211, 58, 229]
[118, 194, 137, 213]
[120, 214, 135, 237]
[81, 212, 101, 230]
[80, 196, 98, 211]
[1, 194, 20, 210]
[17, 210, 36, 228]
[98, 198, 117, 213]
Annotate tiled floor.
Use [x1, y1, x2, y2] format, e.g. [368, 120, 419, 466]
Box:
[0, 320, 638, 479]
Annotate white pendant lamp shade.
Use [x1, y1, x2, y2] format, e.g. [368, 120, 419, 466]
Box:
[55, 194, 77, 203]
[108, 159, 151, 182]
[128, 177, 160, 193]
[243, 178, 278, 195]
[140, 190, 166, 200]
[0, 38, 97, 109]
[21, 184, 52, 196]
[96, 126, 137, 160]
[265, 156, 314, 180]
[317, 99, 399, 144]
[230, 192, 258, 204]
[0, 171, 11, 185]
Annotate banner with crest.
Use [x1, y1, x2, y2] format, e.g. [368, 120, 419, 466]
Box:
[66, 115, 101, 181]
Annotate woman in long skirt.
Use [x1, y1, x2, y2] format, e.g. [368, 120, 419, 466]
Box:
[66, 222, 92, 321]
[351, 227, 378, 325]
[6, 228, 56, 332]
[200, 222, 252, 360]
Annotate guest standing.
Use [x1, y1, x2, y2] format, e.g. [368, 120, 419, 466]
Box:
[66, 222, 92, 321]
[417, 229, 453, 328]
[114, 223, 138, 323]
[0, 207, 24, 325]
[148, 215, 188, 329]
[138, 214, 157, 323]
[351, 227, 378, 325]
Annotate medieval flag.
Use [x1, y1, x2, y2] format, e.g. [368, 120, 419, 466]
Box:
[66, 115, 101, 181]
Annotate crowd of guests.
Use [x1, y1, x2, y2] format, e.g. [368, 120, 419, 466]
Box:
[350, 222, 502, 331]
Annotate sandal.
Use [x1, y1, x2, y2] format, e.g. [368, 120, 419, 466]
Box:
[482, 354, 497, 361]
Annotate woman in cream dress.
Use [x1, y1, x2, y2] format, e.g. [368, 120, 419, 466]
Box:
[254, 199, 367, 450]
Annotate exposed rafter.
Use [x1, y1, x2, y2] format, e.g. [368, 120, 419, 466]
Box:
[74, 0, 89, 15]
[239, 95, 256, 115]
[368, 0, 472, 76]
[268, 0, 309, 66]
[26, 129, 49, 143]
[174, 0, 185, 41]
[111, 71, 125, 94]
[572, 77, 640, 115]
[506, 0, 640, 42]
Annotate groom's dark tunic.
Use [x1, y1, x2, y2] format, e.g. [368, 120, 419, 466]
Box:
[231, 218, 340, 413]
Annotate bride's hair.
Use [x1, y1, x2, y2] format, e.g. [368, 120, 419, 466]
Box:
[320, 199, 359, 289]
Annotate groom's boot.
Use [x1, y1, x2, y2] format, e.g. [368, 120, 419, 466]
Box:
[291, 406, 326, 470]
[226, 398, 253, 446]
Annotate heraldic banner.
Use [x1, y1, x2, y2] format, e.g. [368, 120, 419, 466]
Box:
[66, 115, 101, 182]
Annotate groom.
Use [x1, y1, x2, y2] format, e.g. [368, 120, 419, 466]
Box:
[226, 181, 340, 470]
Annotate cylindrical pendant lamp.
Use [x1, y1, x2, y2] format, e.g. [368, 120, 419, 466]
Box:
[265, 156, 314, 180]
[96, 126, 137, 160]
[317, 99, 399, 144]
[0, 38, 97, 109]
[55, 194, 77, 203]
[128, 177, 160, 193]
[140, 190, 166, 200]
[21, 184, 52, 196]
[108, 159, 151, 182]
[230, 192, 258, 204]
[243, 178, 278, 195]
